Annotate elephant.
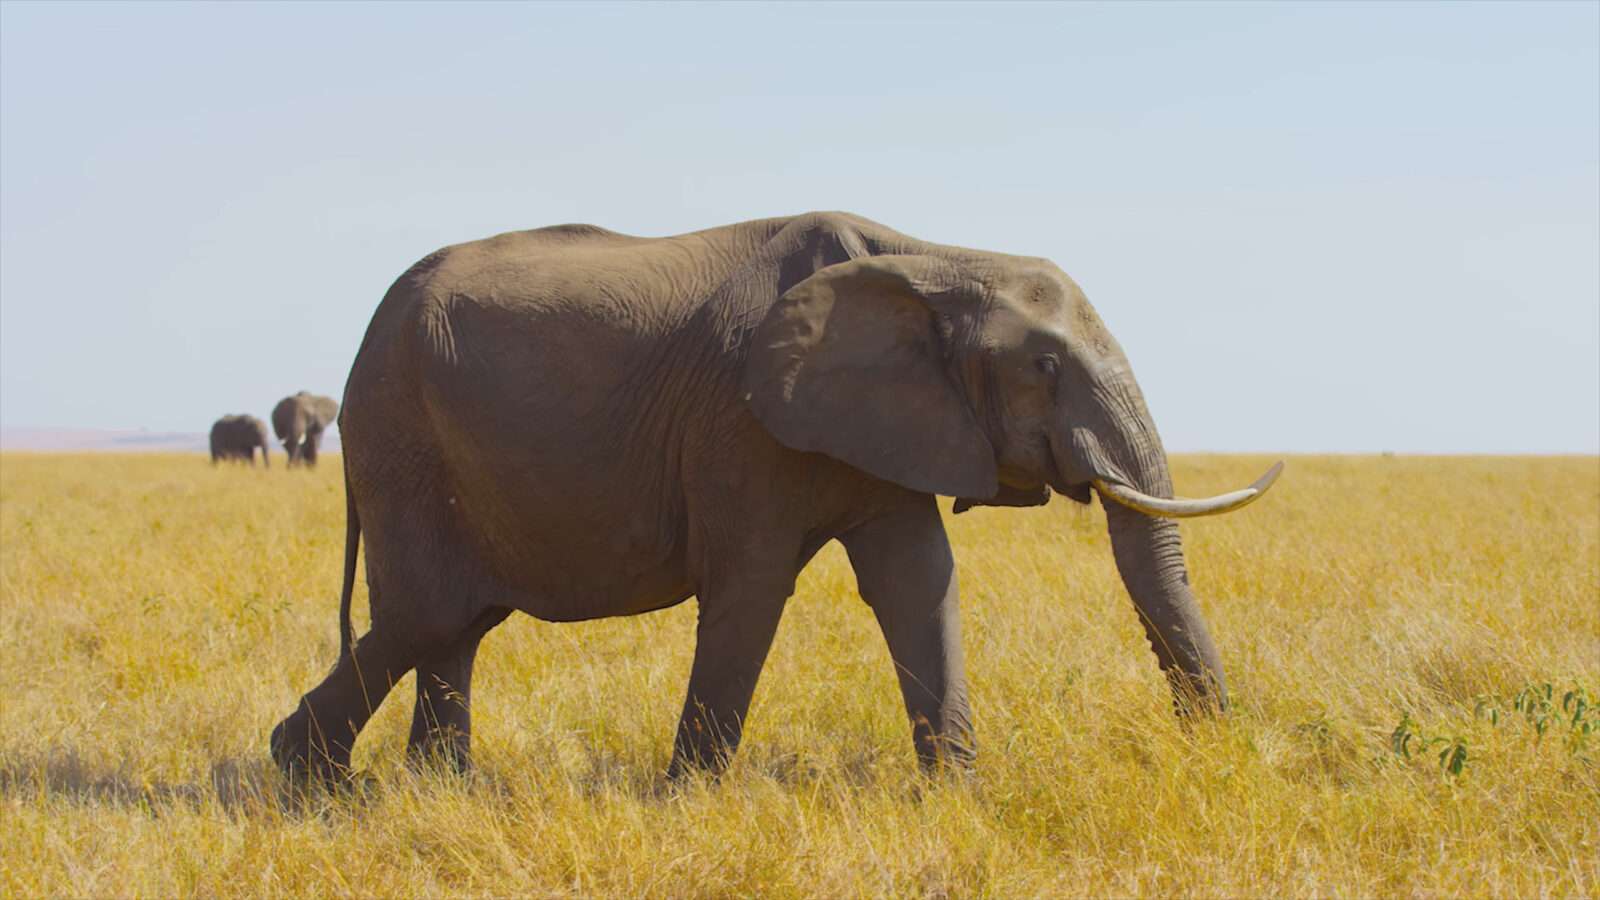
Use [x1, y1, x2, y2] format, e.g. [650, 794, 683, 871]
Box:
[271, 391, 339, 467]
[209, 414, 270, 467]
[271, 212, 1281, 782]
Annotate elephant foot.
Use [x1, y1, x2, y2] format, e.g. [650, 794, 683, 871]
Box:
[915, 745, 977, 780]
[664, 759, 721, 784]
[665, 737, 739, 783]
[270, 702, 354, 789]
[912, 730, 976, 774]
[405, 728, 473, 776]
[663, 756, 702, 783]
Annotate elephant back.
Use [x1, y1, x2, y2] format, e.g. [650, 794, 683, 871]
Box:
[212, 413, 247, 438]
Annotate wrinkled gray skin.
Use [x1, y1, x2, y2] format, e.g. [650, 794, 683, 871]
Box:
[209, 414, 270, 467]
[272, 212, 1247, 782]
[271, 391, 338, 468]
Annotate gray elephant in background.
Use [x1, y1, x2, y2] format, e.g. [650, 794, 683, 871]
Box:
[272, 211, 1281, 784]
[272, 391, 339, 467]
[209, 414, 270, 467]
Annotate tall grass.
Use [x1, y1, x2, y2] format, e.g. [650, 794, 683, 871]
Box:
[1, 453, 1595, 896]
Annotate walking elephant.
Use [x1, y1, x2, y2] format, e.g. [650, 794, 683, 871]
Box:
[271, 391, 338, 467]
[209, 414, 270, 466]
[271, 212, 1281, 782]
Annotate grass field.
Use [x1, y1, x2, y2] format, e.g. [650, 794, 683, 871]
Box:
[1, 453, 1595, 896]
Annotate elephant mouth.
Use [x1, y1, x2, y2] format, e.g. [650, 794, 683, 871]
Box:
[953, 440, 1091, 512]
[1040, 438, 1092, 504]
[1055, 480, 1093, 504]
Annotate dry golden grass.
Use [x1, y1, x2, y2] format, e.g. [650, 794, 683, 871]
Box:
[1, 452, 1596, 897]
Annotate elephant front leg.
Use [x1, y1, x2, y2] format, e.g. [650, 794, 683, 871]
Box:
[842, 496, 975, 770]
[668, 575, 791, 778]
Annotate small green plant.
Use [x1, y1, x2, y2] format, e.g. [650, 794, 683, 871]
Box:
[1473, 696, 1499, 726]
[1474, 681, 1597, 758]
[1439, 738, 1468, 777]
[1389, 712, 1470, 779]
[1514, 682, 1557, 740]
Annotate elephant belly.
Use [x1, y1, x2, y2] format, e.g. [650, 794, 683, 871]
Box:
[347, 434, 699, 624]
[454, 489, 697, 622]
[512, 568, 695, 623]
[431, 427, 699, 622]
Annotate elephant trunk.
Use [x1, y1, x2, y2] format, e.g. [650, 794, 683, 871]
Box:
[1103, 500, 1227, 712]
[1059, 367, 1228, 713]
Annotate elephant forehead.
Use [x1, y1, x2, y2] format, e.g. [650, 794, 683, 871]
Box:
[977, 304, 1049, 347]
[1004, 263, 1118, 349]
[979, 260, 1072, 310]
[974, 303, 1117, 374]
[980, 278, 1082, 344]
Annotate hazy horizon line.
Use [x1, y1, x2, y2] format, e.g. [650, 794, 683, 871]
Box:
[0, 425, 1591, 457]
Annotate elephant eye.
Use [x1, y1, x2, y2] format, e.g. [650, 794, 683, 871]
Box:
[1035, 354, 1062, 398]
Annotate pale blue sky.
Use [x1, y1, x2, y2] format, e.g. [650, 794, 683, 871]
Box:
[2, 1, 1596, 452]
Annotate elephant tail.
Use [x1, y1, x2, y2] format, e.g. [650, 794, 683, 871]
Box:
[337, 460, 360, 662]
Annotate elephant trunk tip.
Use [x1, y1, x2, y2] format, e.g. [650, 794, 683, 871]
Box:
[1164, 667, 1228, 717]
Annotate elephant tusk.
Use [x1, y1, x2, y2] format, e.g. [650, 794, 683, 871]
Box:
[1093, 461, 1283, 518]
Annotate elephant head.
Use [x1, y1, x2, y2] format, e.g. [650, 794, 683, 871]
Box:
[744, 254, 1279, 713]
[272, 391, 340, 468]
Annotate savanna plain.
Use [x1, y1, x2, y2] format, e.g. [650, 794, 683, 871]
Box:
[0, 453, 1595, 897]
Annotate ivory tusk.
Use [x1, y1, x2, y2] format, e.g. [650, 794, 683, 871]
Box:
[1093, 461, 1283, 518]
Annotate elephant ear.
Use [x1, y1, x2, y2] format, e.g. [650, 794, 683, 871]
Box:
[741, 255, 998, 499]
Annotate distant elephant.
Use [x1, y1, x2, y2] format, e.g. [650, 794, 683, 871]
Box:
[272, 212, 1281, 782]
[271, 391, 338, 467]
[209, 414, 270, 467]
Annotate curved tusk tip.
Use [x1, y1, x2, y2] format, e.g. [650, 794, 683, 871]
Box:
[1250, 460, 1285, 495]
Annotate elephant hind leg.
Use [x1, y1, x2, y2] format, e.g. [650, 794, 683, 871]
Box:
[270, 626, 421, 783]
[407, 606, 511, 772]
[280, 444, 505, 783]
